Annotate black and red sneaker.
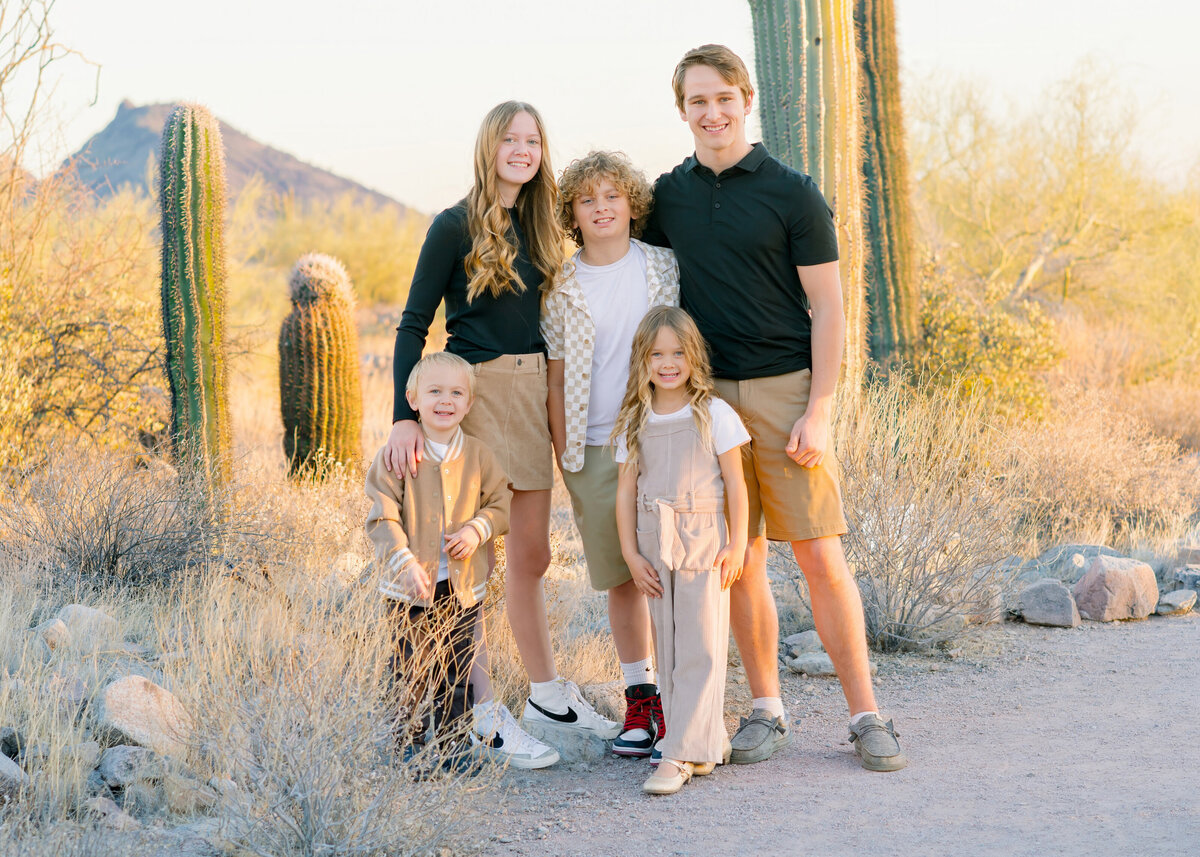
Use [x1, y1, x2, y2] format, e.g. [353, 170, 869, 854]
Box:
[613, 683, 661, 758]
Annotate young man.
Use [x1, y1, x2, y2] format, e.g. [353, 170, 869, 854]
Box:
[640, 44, 907, 772]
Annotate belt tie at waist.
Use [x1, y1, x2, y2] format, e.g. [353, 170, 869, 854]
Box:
[640, 494, 723, 572]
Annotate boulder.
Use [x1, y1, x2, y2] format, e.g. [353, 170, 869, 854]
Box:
[0, 726, 24, 759]
[1156, 589, 1197, 616]
[57, 604, 121, 651]
[1177, 544, 1200, 566]
[580, 680, 625, 723]
[44, 669, 91, 716]
[163, 770, 219, 814]
[118, 780, 167, 816]
[786, 653, 837, 677]
[782, 630, 824, 657]
[520, 719, 609, 763]
[95, 675, 193, 758]
[1073, 556, 1159, 621]
[0, 751, 29, 800]
[84, 796, 141, 831]
[97, 745, 165, 788]
[35, 617, 72, 650]
[1170, 565, 1200, 591]
[1027, 544, 1123, 584]
[3, 632, 51, 676]
[1015, 580, 1081, 628]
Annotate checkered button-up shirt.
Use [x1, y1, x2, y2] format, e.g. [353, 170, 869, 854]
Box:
[541, 239, 680, 473]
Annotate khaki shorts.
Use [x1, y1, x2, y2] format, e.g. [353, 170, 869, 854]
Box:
[560, 446, 631, 591]
[461, 353, 553, 492]
[715, 369, 848, 542]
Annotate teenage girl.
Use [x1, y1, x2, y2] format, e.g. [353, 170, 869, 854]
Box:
[385, 102, 618, 770]
[613, 305, 750, 795]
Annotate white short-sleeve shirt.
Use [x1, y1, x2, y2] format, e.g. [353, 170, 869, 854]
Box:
[614, 398, 750, 464]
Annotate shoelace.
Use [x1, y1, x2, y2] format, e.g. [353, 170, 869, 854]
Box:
[850, 718, 899, 743]
[622, 695, 654, 733]
[560, 679, 614, 723]
[495, 705, 548, 755]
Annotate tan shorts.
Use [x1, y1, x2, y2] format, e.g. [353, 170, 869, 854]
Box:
[461, 353, 553, 492]
[560, 446, 631, 591]
[715, 369, 847, 542]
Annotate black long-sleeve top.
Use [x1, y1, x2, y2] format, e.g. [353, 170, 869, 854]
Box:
[392, 199, 546, 422]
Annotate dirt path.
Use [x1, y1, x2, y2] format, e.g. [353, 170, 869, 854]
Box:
[479, 614, 1199, 857]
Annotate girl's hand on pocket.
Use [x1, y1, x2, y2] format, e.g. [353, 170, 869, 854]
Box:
[627, 554, 663, 598]
[715, 544, 744, 590]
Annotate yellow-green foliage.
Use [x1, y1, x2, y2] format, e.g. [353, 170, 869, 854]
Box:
[918, 281, 1063, 416]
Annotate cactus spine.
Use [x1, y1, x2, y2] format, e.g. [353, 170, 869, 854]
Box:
[278, 253, 363, 478]
[749, 0, 868, 389]
[159, 103, 232, 505]
[856, 0, 919, 371]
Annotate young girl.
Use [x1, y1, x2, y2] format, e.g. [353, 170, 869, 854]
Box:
[385, 101, 618, 770]
[543, 151, 679, 758]
[613, 306, 750, 795]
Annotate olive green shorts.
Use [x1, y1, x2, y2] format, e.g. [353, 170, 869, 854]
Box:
[560, 445, 631, 591]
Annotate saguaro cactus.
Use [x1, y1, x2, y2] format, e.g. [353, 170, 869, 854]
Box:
[856, 0, 919, 371]
[278, 253, 363, 478]
[159, 103, 232, 504]
[748, 0, 868, 389]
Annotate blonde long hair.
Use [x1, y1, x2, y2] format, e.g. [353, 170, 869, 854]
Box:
[465, 101, 563, 302]
[610, 306, 717, 471]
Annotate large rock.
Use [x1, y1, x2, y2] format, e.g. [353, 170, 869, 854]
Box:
[96, 676, 193, 758]
[787, 652, 838, 677]
[782, 630, 824, 657]
[1027, 544, 1123, 584]
[0, 726, 24, 759]
[1073, 556, 1159, 621]
[1015, 580, 1081, 628]
[580, 680, 625, 723]
[1156, 590, 1197, 616]
[1170, 565, 1200, 591]
[35, 617, 72, 650]
[84, 796, 141, 831]
[520, 719, 609, 763]
[163, 770, 219, 814]
[3, 632, 51, 676]
[97, 745, 165, 788]
[0, 751, 29, 800]
[57, 604, 121, 651]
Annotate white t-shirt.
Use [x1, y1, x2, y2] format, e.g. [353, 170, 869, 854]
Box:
[425, 438, 451, 583]
[614, 398, 750, 464]
[574, 244, 650, 445]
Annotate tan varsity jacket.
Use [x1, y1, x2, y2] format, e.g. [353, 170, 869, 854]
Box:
[364, 427, 510, 608]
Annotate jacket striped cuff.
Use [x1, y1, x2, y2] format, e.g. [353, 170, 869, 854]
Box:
[386, 547, 417, 574]
[467, 516, 492, 542]
[378, 580, 416, 602]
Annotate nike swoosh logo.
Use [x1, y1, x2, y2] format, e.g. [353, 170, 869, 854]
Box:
[528, 700, 579, 724]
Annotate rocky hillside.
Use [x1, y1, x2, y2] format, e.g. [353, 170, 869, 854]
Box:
[69, 100, 403, 211]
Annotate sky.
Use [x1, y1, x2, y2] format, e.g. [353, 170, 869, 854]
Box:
[31, 0, 1200, 213]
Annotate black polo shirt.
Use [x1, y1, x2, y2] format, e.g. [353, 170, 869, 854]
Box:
[641, 143, 838, 380]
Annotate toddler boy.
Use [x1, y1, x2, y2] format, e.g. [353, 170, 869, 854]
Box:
[365, 351, 511, 764]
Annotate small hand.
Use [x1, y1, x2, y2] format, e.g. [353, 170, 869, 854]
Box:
[786, 412, 829, 469]
[400, 563, 432, 600]
[714, 544, 745, 591]
[385, 420, 425, 477]
[627, 553, 663, 598]
[444, 526, 482, 561]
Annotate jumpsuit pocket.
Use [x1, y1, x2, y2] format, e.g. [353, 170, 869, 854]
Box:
[675, 511, 725, 571]
[635, 509, 659, 564]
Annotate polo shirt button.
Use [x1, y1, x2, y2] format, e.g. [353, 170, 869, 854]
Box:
[714, 203, 721, 209]
[716, 182, 722, 188]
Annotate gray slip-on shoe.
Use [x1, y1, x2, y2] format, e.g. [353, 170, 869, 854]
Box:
[728, 709, 790, 765]
[848, 715, 907, 772]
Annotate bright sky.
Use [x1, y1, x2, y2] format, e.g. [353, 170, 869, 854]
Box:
[39, 0, 1200, 213]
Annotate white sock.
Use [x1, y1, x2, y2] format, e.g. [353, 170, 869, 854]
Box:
[752, 696, 785, 719]
[850, 710, 880, 726]
[621, 658, 656, 688]
[529, 678, 566, 713]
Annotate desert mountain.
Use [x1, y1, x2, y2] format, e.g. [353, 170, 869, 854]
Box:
[69, 100, 403, 211]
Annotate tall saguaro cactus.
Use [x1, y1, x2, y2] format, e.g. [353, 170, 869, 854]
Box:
[749, 0, 868, 389]
[856, 0, 919, 372]
[159, 103, 232, 507]
[278, 253, 363, 479]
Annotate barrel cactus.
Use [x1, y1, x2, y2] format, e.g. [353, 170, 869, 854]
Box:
[159, 103, 232, 506]
[748, 0, 868, 389]
[856, 0, 919, 372]
[278, 253, 363, 478]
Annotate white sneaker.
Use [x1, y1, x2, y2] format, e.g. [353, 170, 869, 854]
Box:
[472, 701, 560, 770]
[522, 678, 622, 740]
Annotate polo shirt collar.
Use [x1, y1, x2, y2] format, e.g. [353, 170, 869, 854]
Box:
[685, 142, 770, 176]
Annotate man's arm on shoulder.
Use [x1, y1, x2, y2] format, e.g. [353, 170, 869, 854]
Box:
[638, 179, 671, 248]
[787, 261, 844, 468]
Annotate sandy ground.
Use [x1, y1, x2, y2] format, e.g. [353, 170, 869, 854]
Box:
[478, 613, 1199, 857]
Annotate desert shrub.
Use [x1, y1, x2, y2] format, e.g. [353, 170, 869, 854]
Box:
[1007, 384, 1200, 546]
[918, 279, 1063, 417]
[1123, 379, 1200, 453]
[836, 378, 1021, 652]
